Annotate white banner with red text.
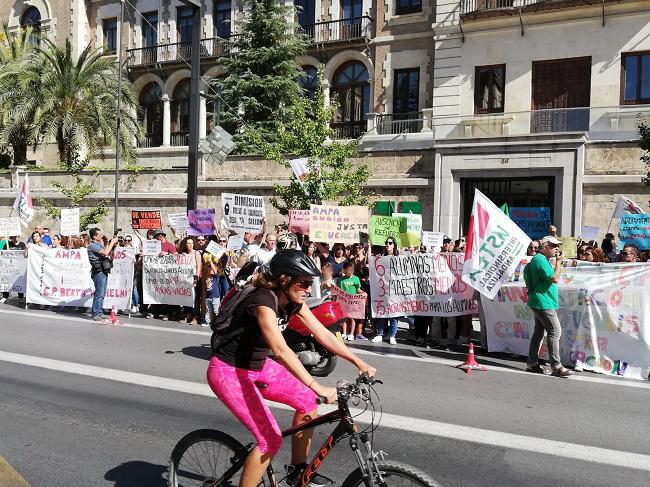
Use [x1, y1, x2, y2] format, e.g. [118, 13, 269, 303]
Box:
[142, 254, 195, 307]
[25, 246, 134, 309]
[369, 252, 477, 318]
[482, 262, 650, 380]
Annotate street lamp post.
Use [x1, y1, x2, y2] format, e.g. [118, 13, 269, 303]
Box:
[113, 0, 125, 235]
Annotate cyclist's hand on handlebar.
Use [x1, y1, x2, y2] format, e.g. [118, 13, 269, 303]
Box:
[312, 383, 337, 404]
[357, 362, 376, 378]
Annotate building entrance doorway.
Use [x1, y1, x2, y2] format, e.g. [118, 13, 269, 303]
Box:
[461, 177, 555, 235]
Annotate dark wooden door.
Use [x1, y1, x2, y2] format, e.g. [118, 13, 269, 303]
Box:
[532, 57, 591, 132]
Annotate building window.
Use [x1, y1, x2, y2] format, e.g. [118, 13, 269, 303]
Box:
[103, 18, 118, 54]
[295, 0, 316, 27]
[178, 7, 194, 44]
[207, 82, 225, 132]
[139, 83, 163, 148]
[142, 12, 158, 47]
[20, 6, 41, 44]
[214, 0, 232, 38]
[331, 62, 370, 139]
[622, 52, 650, 105]
[474, 64, 505, 114]
[395, 0, 422, 15]
[171, 79, 191, 146]
[300, 65, 319, 100]
[393, 68, 419, 113]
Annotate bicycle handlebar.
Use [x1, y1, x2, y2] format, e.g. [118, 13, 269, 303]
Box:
[315, 374, 382, 404]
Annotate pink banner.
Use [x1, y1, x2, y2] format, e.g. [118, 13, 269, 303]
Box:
[331, 285, 366, 320]
[289, 209, 311, 235]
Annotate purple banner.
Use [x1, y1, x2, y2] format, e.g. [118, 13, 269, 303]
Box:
[187, 208, 215, 236]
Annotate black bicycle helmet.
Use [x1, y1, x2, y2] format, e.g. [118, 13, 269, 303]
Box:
[269, 249, 321, 279]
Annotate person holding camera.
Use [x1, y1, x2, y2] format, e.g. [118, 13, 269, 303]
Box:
[88, 228, 118, 322]
[524, 235, 572, 378]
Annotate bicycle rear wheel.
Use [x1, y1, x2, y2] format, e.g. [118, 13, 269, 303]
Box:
[341, 460, 442, 487]
[168, 429, 248, 487]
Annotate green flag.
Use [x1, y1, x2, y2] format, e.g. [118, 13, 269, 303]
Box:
[499, 203, 510, 215]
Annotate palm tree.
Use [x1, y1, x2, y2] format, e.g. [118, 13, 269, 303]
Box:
[0, 26, 40, 166]
[19, 38, 141, 167]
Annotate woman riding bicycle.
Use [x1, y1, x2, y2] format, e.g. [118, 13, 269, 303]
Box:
[207, 249, 376, 487]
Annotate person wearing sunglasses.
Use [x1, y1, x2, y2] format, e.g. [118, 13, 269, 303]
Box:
[526, 240, 540, 257]
[619, 244, 639, 263]
[207, 249, 376, 487]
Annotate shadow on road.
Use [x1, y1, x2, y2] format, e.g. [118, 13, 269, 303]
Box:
[104, 460, 168, 487]
[169, 343, 212, 361]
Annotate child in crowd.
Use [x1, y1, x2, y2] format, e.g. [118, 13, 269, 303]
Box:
[320, 262, 334, 297]
[337, 261, 367, 341]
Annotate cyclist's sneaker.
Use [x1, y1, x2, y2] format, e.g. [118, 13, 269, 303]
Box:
[279, 464, 334, 487]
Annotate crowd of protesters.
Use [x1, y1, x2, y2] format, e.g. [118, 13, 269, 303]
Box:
[1, 222, 648, 349]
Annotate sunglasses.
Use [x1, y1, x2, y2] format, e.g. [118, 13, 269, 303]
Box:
[385, 242, 395, 246]
[218, 239, 227, 243]
[196, 238, 205, 241]
[292, 279, 313, 290]
[125, 238, 132, 242]
[620, 251, 633, 256]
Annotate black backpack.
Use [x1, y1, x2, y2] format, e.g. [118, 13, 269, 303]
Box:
[209, 285, 278, 351]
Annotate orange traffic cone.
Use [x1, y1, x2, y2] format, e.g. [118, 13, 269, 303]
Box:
[108, 304, 123, 325]
[456, 343, 487, 373]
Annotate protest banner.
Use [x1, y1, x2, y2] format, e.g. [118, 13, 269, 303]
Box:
[187, 208, 216, 236]
[228, 234, 244, 250]
[205, 240, 226, 258]
[580, 225, 600, 242]
[482, 262, 650, 380]
[168, 212, 190, 232]
[142, 254, 195, 306]
[13, 173, 34, 226]
[310, 205, 369, 245]
[25, 246, 134, 309]
[289, 209, 311, 235]
[421, 231, 444, 250]
[0, 251, 27, 293]
[462, 190, 530, 300]
[289, 158, 310, 185]
[558, 237, 578, 258]
[0, 217, 22, 237]
[221, 193, 265, 234]
[393, 212, 422, 247]
[131, 209, 162, 230]
[612, 195, 645, 218]
[143, 239, 161, 256]
[619, 214, 650, 249]
[331, 285, 366, 320]
[369, 252, 475, 318]
[369, 215, 406, 246]
[60, 208, 80, 235]
[508, 207, 551, 240]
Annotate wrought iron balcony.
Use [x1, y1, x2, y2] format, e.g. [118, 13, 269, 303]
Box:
[301, 16, 372, 44]
[461, 0, 548, 15]
[126, 36, 234, 67]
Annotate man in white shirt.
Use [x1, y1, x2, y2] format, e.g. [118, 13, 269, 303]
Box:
[254, 233, 277, 265]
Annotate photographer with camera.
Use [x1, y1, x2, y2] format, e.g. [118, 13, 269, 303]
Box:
[524, 235, 573, 378]
[88, 228, 118, 322]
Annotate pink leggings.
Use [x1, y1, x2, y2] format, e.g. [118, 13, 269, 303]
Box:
[207, 356, 318, 455]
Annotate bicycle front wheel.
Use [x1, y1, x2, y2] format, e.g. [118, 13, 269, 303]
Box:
[168, 429, 248, 487]
[342, 460, 442, 487]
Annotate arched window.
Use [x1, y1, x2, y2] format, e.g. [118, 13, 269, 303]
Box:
[299, 66, 319, 100]
[171, 79, 190, 146]
[20, 6, 41, 44]
[331, 62, 369, 139]
[139, 83, 163, 147]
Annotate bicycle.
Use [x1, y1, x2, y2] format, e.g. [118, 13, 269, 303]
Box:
[168, 375, 441, 487]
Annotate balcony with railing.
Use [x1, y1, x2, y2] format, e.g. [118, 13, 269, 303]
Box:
[461, 0, 591, 16]
[171, 131, 189, 147]
[358, 110, 434, 150]
[301, 16, 372, 44]
[126, 36, 234, 68]
[433, 105, 650, 140]
[139, 133, 164, 148]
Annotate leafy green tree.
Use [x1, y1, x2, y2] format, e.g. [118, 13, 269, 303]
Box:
[640, 119, 650, 186]
[214, 0, 310, 153]
[252, 78, 371, 214]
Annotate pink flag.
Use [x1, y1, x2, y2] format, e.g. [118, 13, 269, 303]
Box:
[13, 173, 34, 226]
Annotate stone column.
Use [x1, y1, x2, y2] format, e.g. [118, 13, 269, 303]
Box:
[162, 94, 171, 146]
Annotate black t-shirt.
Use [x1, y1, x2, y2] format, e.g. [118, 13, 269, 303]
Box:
[213, 287, 301, 371]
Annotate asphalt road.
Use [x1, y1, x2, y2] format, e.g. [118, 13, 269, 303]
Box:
[1, 303, 649, 487]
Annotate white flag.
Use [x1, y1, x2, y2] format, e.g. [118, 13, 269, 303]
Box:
[612, 195, 645, 218]
[289, 158, 310, 185]
[12, 173, 34, 226]
[462, 189, 530, 300]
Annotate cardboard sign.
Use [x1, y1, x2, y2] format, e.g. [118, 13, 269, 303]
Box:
[60, 208, 80, 236]
[557, 237, 578, 259]
[331, 285, 366, 320]
[310, 205, 369, 245]
[168, 212, 190, 231]
[580, 225, 600, 242]
[0, 217, 22, 237]
[393, 212, 422, 247]
[619, 214, 650, 250]
[369, 215, 406, 246]
[228, 234, 244, 250]
[142, 254, 194, 307]
[0, 250, 27, 292]
[421, 231, 444, 250]
[509, 207, 551, 240]
[143, 239, 161, 256]
[222, 193, 265, 234]
[205, 240, 226, 258]
[289, 209, 311, 235]
[131, 209, 162, 230]
[187, 208, 216, 236]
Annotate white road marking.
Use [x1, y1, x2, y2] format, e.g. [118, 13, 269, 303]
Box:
[1, 350, 649, 472]
[2, 307, 649, 390]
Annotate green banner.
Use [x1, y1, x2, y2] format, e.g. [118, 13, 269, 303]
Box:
[370, 215, 406, 246]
